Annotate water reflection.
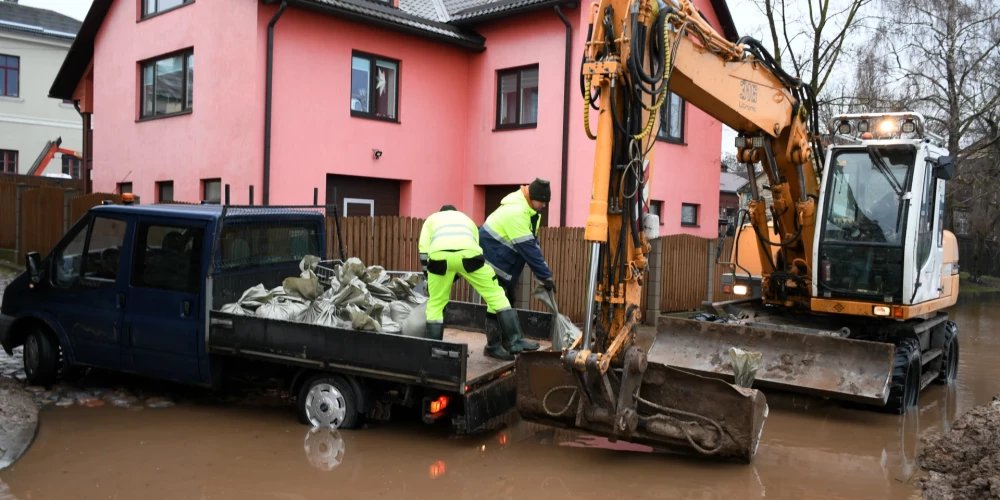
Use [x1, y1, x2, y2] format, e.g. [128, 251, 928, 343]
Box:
[302, 426, 345, 471]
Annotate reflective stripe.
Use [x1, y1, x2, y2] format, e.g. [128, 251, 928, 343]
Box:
[486, 260, 513, 281]
[483, 223, 515, 250]
[511, 234, 536, 245]
[431, 230, 476, 243]
[427, 319, 444, 324]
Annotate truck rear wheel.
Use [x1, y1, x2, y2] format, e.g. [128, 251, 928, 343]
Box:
[23, 326, 58, 386]
[884, 338, 920, 414]
[297, 374, 361, 430]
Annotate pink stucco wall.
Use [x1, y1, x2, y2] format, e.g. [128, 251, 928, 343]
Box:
[92, 0, 262, 204]
[262, 4, 472, 217]
[88, 0, 725, 236]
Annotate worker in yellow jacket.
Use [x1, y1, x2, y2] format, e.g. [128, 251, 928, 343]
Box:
[418, 205, 527, 360]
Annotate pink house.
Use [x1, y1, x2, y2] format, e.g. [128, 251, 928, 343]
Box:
[48, 0, 738, 237]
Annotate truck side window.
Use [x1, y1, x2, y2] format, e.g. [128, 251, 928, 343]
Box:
[82, 217, 128, 283]
[52, 219, 91, 287]
[131, 223, 204, 294]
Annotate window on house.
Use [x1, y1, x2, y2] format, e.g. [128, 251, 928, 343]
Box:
[140, 50, 194, 119]
[496, 65, 538, 129]
[158, 181, 174, 202]
[118, 182, 132, 194]
[1, 150, 17, 174]
[681, 203, 699, 226]
[648, 200, 664, 225]
[658, 91, 685, 142]
[61, 155, 82, 179]
[350, 51, 399, 121]
[1, 55, 18, 98]
[202, 178, 221, 203]
[142, 0, 193, 17]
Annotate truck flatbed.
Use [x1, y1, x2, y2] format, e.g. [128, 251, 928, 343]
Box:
[447, 327, 552, 384]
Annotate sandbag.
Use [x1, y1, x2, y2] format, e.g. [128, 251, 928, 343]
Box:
[399, 302, 428, 338]
[314, 302, 352, 328]
[339, 258, 366, 283]
[532, 284, 581, 351]
[388, 301, 414, 323]
[361, 265, 388, 285]
[220, 283, 270, 316]
[346, 304, 381, 332]
[283, 276, 323, 301]
[300, 255, 321, 280]
[257, 295, 309, 322]
[330, 278, 371, 309]
[298, 298, 331, 324]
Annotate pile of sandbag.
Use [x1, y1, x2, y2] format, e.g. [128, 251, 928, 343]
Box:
[220, 256, 429, 335]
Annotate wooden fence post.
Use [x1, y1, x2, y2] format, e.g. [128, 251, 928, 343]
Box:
[644, 237, 663, 326]
[63, 188, 76, 233]
[15, 183, 26, 261]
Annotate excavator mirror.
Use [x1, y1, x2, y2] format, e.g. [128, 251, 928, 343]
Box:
[933, 156, 955, 181]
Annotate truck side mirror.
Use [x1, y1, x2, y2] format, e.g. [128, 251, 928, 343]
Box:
[25, 252, 42, 284]
[934, 155, 955, 181]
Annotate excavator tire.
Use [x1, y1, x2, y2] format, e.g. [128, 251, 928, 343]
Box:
[883, 338, 920, 415]
[933, 321, 959, 385]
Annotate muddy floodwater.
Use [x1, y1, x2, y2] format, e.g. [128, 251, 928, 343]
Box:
[2, 294, 999, 500]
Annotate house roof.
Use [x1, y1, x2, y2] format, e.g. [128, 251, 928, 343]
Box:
[0, 1, 82, 41]
[720, 171, 749, 193]
[49, 0, 740, 99]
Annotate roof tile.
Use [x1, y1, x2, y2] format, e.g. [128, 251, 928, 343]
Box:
[0, 1, 81, 40]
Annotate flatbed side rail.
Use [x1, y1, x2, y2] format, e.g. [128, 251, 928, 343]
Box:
[209, 311, 470, 393]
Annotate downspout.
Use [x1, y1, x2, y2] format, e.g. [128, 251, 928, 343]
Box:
[554, 5, 572, 227]
[263, 1, 288, 206]
[73, 101, 92, 195]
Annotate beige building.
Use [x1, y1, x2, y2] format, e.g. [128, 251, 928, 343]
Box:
[0, 0, 82, 177]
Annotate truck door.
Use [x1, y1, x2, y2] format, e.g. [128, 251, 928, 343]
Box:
[47, 212, 132, 369]
[123, 218, 207, 384]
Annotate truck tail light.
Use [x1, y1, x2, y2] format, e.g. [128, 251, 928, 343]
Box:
[733, 285, 748, 296]
[429, 395, 449, 414]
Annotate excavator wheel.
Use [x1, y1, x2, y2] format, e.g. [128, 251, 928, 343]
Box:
[883, 338, 921, 415]
[933, 321, 959, 385]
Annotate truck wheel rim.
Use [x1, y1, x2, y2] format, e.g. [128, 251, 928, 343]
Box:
[24, 335, 39, 376]
[305, 383, 346, 428]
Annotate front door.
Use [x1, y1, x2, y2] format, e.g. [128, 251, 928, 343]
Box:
[123, 218, 207, 384]
[48, 213, 132, 369]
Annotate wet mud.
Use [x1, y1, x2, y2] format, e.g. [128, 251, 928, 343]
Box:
[0, 288, 998, 498]
[0, 376, 37, 472]
[918, 393, 1000, 499]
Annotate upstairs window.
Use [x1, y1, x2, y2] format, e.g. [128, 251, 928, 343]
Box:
[1, 150, 16, 174]
[140, 49, 194, 119]
[158, 181, 174, 203]
[1, 55, 18, 98]
[202, 178, 221, 203]
[350, 51, 399, 122]
[681, 203, 699, 227]
[496, 65, 538, 129]
[142, 0, 193, 18]
[62, 155, 82, 179]
[658, 91, 685, 143]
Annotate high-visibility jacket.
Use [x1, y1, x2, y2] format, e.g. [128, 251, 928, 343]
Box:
[479, 187, 552, 283]
[419, 210, 481, 263]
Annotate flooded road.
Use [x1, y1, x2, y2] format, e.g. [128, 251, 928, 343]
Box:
[1, 294, 998, 500]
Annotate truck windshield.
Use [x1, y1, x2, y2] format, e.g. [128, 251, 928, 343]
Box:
[217, 221, 321, 270]
[822, 146, 916, 245]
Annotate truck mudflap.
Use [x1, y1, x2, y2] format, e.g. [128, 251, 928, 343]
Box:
[515, 350, 768, 463]
[650, 316, 897, 405]
[456, 371, 517, 434]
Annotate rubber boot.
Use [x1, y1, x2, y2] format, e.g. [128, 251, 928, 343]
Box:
[498, 309, 539, 353]
[483, 313, 514, 361]
[425, 323, 444, 341]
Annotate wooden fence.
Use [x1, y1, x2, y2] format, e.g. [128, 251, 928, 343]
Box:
[322, 216, 730, 322]
[18, 187, 66, 266]
[0, 183, 15, 248]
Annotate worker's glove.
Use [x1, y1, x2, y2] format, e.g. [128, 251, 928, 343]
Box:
[543, 278, 557, 293]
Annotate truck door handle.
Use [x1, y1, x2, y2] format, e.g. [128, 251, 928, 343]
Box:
[117, 292, 125, 308]
[181, 300, 191, 317]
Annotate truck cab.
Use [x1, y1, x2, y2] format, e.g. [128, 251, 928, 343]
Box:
[0, 203, 324, 387]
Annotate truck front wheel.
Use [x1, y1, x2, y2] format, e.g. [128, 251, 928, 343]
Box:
[297, 374, 361, 430]
[23, 326, 58, 386]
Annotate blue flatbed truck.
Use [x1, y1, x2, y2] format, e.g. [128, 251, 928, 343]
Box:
[0, 203, 551, 432]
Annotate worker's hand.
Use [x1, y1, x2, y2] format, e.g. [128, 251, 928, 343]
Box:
[543, 278, 557, 293]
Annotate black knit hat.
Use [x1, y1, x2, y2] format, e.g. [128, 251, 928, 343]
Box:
[528, 178, 551, 202]
[440, 205, 457, 211]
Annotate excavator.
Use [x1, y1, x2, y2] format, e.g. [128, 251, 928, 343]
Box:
[514, 0, 961, 464]
[26, 137, 82, 177]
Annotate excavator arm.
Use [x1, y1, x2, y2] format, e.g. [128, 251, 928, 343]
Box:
[516, 0, 826, 464]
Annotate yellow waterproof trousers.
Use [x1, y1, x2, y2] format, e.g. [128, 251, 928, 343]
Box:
[425, 249, 512, 324]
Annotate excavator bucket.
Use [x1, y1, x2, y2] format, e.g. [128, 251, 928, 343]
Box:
[649, 316, 897, 406]
[515, 350, 768, 463]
